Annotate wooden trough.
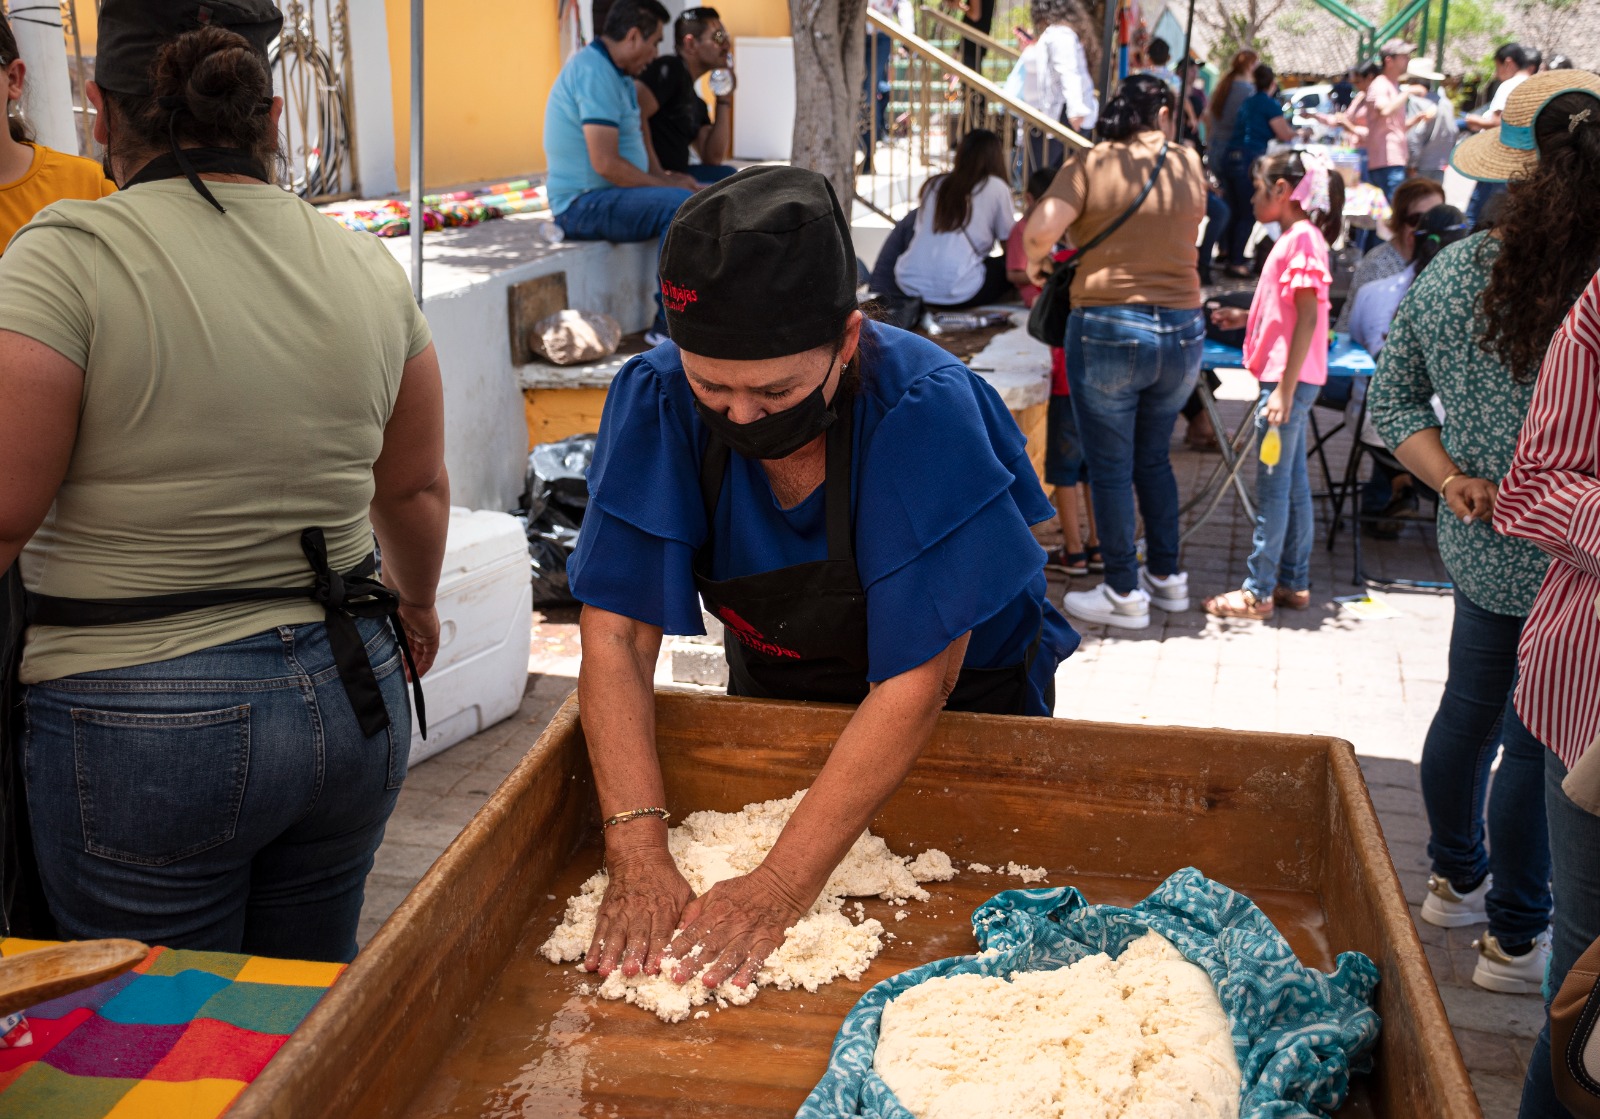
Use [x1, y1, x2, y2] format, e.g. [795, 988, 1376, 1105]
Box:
[230, 690, 1480, 1118]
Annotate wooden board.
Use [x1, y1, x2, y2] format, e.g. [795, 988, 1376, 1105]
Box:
[509, 273, 569, 366]
[231, 692, 1480, 1119]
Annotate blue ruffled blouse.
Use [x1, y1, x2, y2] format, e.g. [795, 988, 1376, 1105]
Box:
[567, 322, 1078, 714]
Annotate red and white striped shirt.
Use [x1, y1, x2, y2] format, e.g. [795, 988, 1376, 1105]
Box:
[1494, 267, 1600, 768]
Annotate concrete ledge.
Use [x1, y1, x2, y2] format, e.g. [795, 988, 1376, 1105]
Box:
[380, 213, 659, 510]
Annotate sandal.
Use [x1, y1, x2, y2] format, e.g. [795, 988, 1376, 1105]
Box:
[1086, 547, 1104, 573]
[1045, 548, 1090, 576]
[1203, 588, 1274, 620]
[1273, 587, 1311, 610]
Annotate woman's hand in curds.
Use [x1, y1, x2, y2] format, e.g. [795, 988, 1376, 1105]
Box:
[585, 846, 696, 978]
[1444, 476, 1497, 524]
[664, 865, 811, 989]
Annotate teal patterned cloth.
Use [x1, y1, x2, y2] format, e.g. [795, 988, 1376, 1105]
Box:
[797, 868, 1381, 1119]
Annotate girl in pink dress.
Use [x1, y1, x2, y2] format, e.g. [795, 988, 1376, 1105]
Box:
[1205, 149, 1345, 619]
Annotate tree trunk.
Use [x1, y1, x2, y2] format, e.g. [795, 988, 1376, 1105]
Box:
[789, 0, 866, 208]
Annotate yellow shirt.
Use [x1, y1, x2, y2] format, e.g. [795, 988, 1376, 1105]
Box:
[0, 142, 114, 249]
[0, 180, 431, 683]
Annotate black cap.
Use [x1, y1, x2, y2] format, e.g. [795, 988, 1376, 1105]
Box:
[660, 166, 857, 360]
[96, 0, 284, 97]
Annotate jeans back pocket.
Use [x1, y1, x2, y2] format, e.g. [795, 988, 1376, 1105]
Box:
[72, 705, 251, 866]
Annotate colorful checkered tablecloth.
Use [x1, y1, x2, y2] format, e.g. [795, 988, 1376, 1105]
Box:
[0, 938, 343, 1118]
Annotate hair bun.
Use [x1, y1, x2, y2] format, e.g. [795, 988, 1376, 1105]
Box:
[153, 25, 271, 130]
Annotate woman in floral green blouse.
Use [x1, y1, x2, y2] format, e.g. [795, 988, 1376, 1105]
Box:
[1368, 71, 1600, 1000]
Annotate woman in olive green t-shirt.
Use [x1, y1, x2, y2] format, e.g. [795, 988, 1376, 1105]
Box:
[0, 15, 448, 962]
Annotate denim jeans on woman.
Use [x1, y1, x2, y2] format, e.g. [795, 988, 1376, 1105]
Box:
[1219, 148, 1259, 268]
[1519, 748, 1600, 1118]
[24, 616, 410, 963]
[1419, 589, 1552, 945]
[1243, 380, 1319, 599]
[1065, 305, 1204, 595]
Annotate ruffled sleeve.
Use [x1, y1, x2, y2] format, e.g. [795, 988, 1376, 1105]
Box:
[856, 365, 1056, 681]
[1276, 225, 1332, 298]
[566, 354, 708, 635]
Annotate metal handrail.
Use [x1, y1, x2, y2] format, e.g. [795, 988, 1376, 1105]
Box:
[857, 11, 1086, 224]
[869, 11, 1082, 143]
[915, 5, 1019, 61]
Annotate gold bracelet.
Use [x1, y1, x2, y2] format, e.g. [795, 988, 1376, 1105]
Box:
[603, 806, 670, 829]
[1439, 472, 1465, 496]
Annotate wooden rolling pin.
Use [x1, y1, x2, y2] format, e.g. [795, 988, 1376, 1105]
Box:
[0, 939, 148, 1017]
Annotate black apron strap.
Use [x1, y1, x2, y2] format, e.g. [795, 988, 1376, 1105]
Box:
[823, 398, 854, 563]
[24, 530, 425, 741]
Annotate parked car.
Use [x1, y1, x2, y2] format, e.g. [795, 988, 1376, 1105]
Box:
[1285, 83, 1339, 143]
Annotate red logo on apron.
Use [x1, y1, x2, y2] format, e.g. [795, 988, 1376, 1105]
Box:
[717, 607, 801, 659]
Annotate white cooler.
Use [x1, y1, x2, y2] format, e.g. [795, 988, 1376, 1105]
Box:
[407, 507, 532, 766]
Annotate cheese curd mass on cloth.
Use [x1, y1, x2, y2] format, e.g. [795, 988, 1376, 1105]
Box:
[540, 791, 957, 1023]
[874, 931, 1240, 1118]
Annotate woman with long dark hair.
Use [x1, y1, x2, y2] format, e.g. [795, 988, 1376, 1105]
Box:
[1368, 71, 1600, 1010]
[1023, 74, 1207, 630]
[0, 0, 448, 959]
[0, 16, 113, 248]
[868, 128, 1017, 308]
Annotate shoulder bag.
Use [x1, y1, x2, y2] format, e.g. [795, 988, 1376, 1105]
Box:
[1554, 932, 1600, 1117]
[1027, 139, 1170, 345]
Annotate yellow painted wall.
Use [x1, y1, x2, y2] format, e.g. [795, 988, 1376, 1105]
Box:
[718, 0, 792, 38]
[385, 0, 560, 190]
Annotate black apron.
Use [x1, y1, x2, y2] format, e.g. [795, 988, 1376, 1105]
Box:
[0, 530, 426, 935]
[692, 401, 1040, 715]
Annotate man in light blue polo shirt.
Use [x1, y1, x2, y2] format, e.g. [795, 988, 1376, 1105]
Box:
[545, 0, 698, 344]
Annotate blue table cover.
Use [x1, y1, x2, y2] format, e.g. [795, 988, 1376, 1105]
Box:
[798, 868, 1382, 1119]
[1202, 335, 1377, 377]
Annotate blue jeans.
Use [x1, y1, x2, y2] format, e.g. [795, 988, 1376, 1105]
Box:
[1220, 149, 1258, 268]
[687, 164, 737, 184]
[1520, 749, 1600, 1118]
[1365, 164, 1406, 199]
[23, 618, 409, 963]
[861, 30, 894, 160]
[1243, 380, 1319, 598]
[1066, 305, 1204, 594]
[555, 185, 695, 335]
[1044, 393, 1088, 486]
[1467, 180, 1508, 229]
[1419, 589, 1552, 944]
[1199, 190, 1230, 278]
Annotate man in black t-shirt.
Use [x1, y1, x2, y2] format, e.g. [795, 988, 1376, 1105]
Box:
[636, 6, 736, 183]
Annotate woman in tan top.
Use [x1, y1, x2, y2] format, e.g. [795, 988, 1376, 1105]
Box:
[1023, 74, 1207, 631]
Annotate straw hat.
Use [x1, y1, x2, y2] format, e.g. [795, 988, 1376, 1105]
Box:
[1451, 69, 1600, 182]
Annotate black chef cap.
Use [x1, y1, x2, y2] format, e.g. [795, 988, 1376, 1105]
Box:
[96, 0, 284, 97]
[660, 166, 858, 360]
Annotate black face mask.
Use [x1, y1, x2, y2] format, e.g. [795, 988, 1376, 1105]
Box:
[693, 358, 840, 461]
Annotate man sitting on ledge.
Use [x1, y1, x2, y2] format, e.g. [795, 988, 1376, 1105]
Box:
[638, 6, 737, 185]
[544, 0, 697, 345]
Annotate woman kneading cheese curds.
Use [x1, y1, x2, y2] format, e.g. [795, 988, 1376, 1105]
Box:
[568, 165, 1079, 989]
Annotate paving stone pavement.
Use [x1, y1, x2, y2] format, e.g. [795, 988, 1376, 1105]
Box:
[365, 373, 1540, 1116]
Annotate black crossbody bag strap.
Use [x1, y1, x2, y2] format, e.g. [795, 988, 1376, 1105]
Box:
[1026, 139, 1169, 345]
[1076, 138, 1171, 258]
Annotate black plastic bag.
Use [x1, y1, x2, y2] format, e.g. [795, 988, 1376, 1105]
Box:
[519, 434, 596, 607]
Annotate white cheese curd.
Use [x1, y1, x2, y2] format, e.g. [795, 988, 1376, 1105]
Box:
[540, 790, 958, 1023]
[874, 931, 1240, 1119]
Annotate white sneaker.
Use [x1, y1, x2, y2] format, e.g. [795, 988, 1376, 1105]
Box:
[1420, 873, 1490, 928]
[1472, 930, 1552, 995]
[644, 328, 671, 347]
[1139, 568, 1190, 612]
[1063, 584, 1151, 630]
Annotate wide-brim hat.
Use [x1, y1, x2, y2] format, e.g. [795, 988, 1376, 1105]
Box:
[1451, 69, 1600, 182]
[1406, 58, 1444, 82]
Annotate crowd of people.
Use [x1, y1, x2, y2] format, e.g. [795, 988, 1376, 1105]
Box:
[0, 0, 1597, 1113]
